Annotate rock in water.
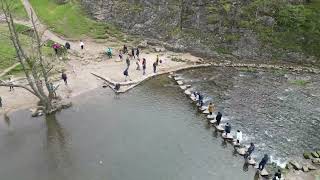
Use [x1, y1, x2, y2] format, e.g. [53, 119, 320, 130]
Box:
[210, 120, 217, 124]
[290, 160, 302, 170]
[180, 85, 187, 90]
[260, 169, 269, 176]
[177, 81, 184, 85]
[200, 106, 208, 111]
[311, 151, 320, 158]
[307, 164, 317, 170]
[302, 166, 309, 172]
[237, 148, 246, 156]
[247, 158, 256, 165]
[174, 76, 183, 81]
[215, 125, 224, 132]
[207, 114, 215, 119]
[222, 133, 233, 140]
[303, 152, 311, 159]
[203, 110, 209, 114]
[184, 90, 191, 95]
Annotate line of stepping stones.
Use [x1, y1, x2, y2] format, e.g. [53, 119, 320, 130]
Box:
[169, 72, 320, 178]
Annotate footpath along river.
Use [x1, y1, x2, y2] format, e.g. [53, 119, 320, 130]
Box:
[0, 75, 256, 180]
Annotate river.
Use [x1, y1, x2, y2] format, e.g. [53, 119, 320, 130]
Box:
[179, 66, 320, 166]
[0, 75, 257, 180]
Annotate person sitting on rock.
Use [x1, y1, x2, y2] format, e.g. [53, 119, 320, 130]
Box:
[258, 154, 269, 171]
[208, 102, 215, 115]
[244, 142, 255, 159]
[216, 112, 222, 125]
[224, 123, 231, 136]
[272, 169, 281, 180]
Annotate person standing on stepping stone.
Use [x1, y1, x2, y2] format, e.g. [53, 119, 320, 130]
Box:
[236, 130, 243, 143]
[208, 103, 215, 115]
[258, 154, 269, 171]
[244, 143, 255, 159]
[216, 112, 222, 125]
[224, 123, 231, 136]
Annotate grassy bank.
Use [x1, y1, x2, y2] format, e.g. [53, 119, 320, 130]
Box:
[0, 0, 28, 19]
[29, 0, 122, 39]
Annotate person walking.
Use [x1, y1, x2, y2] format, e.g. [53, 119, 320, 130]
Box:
[61, 71, 68, 85]
[208, 102, 215, 115]
[0, 96, 2, 108]
[156, 55, 159, 65]
[80, 40, 84, 50]
[123, 45, 128, 54]
[153, 62, 157, 73]
[136, 59, 140, 70]
[142, 58, 146, 75]
[65, 42, 71, 50]
[224, 123, 231, 136]
[258, 154, 269, 171]
[244, 143, 255, 159]
[52, 43, 59, 55]
[272, 169, 281, 180]
[136, 48, 140, 58]
[131, 48, 135, 59]
[126, 56, 130, 68]
[236, 130, 243, 143]
[8, 77, 14, 91]
[216, 112, 222, 125]
[123, 68, 130, 81]
[119, 50, 123, 61]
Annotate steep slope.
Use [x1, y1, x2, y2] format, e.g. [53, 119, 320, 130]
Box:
[81, 0, 319, 64]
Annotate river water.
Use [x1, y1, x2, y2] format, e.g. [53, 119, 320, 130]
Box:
[0, 76, 256, 180]
[0, 67, 319, 179]
[179, 67, 320, 166]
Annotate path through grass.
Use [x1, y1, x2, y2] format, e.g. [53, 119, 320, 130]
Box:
[29, 0, 122, 39]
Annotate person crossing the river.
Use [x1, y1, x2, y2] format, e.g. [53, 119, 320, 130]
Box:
[80, 40, 84, 50]
[142, 58, 146, 75]
[236, 130, 243, 143]
[136, 48, 140, 58]
[198, 93, 204, 106]
[258, 154, 269, 171]
[123, 45, 128, 54]
[131, 48, 135, 59]
[272, 169, 281, 180]
[208, 102, 215, 115]
[224, 123, 231, 136]
[126, 56, 131, 68]
[216, 112, 222, 125]
[244, 142, 255, 159]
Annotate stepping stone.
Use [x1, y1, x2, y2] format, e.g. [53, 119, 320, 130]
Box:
[222, 133, 233, 140]
[237, 148, 246, 156]
[190, 96, 197, 101]
[260, 169, 269, 176]
[247, 158, 256, 165]
[215, 125, 224, 132]
[233, 141, 240, 147]
[207, 114, 215, 119]
[308, 164, 317, 170]
[203, 110, 209, 114]
[210, 120, 217, 124]
[177, 81, 184, 85]
[174, 76, 183, 81]
[184, 90, 191, 95]
[199, 106, 208, 111]
[180, 85, 188, 90]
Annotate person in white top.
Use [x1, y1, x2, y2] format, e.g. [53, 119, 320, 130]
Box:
[236, 130, 243, 143]
[80, 40, 84, 50]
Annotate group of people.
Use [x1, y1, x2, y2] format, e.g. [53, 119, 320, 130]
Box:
[121, 45, 161, 81]
[191, 91, 282, 179]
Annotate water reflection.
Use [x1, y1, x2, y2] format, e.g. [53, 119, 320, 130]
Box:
[45, 114, 72, 180]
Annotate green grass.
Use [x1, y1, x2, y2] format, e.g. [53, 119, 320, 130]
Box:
[5, 0, 29, 19]
[29, 0, 122, 39]
[290, 79, 310, 86]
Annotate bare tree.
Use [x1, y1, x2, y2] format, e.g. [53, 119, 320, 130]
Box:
[0, 0, 56, 113]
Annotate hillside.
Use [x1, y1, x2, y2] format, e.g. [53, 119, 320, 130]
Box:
[80, 0, 320, 65]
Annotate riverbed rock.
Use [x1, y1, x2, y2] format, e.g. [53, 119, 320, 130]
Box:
[237, 148, 246, 156]
[174, 76, 183, 81]
[286, 163, 293, 170]
[222, 133, 233, 140]
[302, 166, 309, 172]
[210, 120, 217, 124]
[247, 158, 256, 165]
[138, 40, 148, 48]
[31, 110, 44, 117]
[176, 81, 184, 85]
[215, 125, 224, 132]
[207, 114, 215, 119]
[312, 158, 320, 164]
[307, 164, 317, 170]
[184, 90, 191, 95]
[290, 160, 302, 170]
[303, 152, 312, 159]
[260, 169, 269, 176]
[311, 152, 320, 158]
